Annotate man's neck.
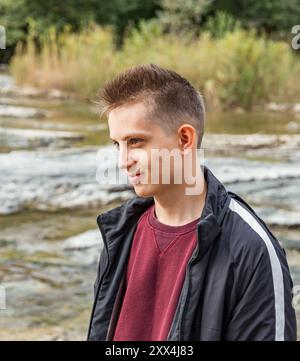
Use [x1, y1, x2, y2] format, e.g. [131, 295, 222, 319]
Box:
[153, 176, 207, 227]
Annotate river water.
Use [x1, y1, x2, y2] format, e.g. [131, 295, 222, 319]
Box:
[0, 75, 300, 340]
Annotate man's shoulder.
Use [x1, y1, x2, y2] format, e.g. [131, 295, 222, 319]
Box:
[97, 195, 154, 229]
[223, 193, 285, 266]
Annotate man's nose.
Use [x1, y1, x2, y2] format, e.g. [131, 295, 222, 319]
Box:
[118, 146, 135, 170]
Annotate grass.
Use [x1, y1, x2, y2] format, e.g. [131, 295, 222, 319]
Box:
[10, 22, 300, 110]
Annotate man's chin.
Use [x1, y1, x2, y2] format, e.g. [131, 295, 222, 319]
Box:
[133, 184, 155, 198]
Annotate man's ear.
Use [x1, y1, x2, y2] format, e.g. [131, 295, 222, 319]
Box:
[178, 124, 197, 150]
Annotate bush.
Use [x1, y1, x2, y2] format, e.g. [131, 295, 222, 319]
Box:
[11, 24, 117, 99]
[11, 22, 300, 109]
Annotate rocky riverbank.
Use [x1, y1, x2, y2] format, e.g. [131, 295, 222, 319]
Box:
[0, 74, 299, 340]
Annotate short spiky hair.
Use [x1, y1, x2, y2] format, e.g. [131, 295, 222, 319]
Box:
[98, 64, 205, 147]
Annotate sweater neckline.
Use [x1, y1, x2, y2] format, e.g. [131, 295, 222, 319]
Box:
[147, 204, 200, 234]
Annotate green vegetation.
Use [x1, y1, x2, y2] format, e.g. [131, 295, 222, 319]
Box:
[11, 23, 300, 110]
[0, 0, 160, 61]
[2, 0, 300, 109]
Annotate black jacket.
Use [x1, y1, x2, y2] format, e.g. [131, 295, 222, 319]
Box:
[87, 167, 297, 341]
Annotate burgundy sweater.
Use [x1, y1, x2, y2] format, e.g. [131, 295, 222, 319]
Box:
[113, 204, 199, 341]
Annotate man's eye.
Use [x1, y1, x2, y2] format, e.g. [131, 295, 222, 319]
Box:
[129, 138, 143, 145]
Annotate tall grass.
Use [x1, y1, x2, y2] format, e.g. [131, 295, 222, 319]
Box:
[11, 24, 117, 99]
[11, 22, 300, 109]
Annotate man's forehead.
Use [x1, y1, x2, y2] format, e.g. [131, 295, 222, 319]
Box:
[108, 101, 148, 120]
[108, 102, 156, 140]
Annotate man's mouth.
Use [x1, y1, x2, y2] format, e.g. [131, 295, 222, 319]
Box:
[128, 172, 141, 178]
[128, 171, 142, 184]
[128, 170, 141, 177]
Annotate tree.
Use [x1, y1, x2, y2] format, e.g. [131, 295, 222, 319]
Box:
[157, 0, 212, 35]
[0, 0, 160, 62]
[213, 0, 300, 35]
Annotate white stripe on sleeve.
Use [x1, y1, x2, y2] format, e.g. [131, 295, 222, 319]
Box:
[229, 198, 285, 341]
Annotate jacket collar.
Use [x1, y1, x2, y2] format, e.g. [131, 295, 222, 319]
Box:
[98, 166, 230, 253]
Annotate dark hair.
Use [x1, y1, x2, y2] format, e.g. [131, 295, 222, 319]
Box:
[98, 63, 205, 147]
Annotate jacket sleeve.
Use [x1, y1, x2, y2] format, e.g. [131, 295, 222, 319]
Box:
[224, 239, 297, 341]
[93, 246, 107, 298]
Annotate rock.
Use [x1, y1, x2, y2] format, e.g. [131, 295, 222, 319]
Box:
[206, 157, 300, 184]
[0, 127, 85, 149]
[293, 103, 300, 113]
[0, 104, 48, 118]
[0, 146, 134, 215]
[287, 121, 300, 132]
[0, 84, 73, 100]
[203, 133, 300, 160]
[62, 229, 102, 251]
[48, 89, 66, 99]
[0, 127, 84, 139]
[234, 107, 245, 114]
[266, 102, 290, 112]
[0, 73, 14, 87]
[265, 102, 300, 114]
[255, 208, 300, 228]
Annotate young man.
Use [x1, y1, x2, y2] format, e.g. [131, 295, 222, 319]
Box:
[87, 64, 297, 341]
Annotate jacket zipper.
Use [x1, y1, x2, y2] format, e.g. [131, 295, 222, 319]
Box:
[168, 231, 200, 340]
[174, 204, 228, 340]
[178, 244, 200, 339]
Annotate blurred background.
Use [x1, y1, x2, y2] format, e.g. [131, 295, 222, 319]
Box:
[0, 0, 300, 340]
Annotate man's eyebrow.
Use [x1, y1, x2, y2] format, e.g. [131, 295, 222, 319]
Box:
[110, 132, 151, 142]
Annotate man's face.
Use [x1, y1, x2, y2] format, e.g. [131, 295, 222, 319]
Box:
[108, 102, 183, 198]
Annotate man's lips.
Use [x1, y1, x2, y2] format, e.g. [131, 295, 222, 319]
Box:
[128, 171, 141, 177]
[128, 171, 143, 184]
[128, 171, 141, 178]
